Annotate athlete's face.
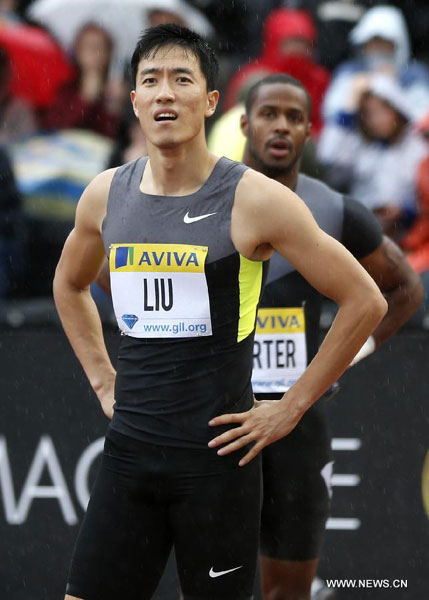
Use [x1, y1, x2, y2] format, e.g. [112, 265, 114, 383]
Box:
[241, 83, 311, 175]
[131, 45, 218, 150]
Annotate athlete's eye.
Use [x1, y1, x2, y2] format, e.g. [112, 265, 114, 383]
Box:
[262, 110, 276, 119]
[142, 77, 156, 85]
[177, 76, 192, 83]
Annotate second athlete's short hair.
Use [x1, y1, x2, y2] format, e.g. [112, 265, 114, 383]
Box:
[245, 74, 312, 118]
[131, 23, 219, 91]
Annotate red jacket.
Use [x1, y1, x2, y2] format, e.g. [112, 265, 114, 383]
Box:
[42, 80, 120, 139]
[401, 155, 429, 273]
[224, 9, 330, 135]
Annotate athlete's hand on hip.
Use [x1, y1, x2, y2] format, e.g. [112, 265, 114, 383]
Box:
[94, 373, 116, 419]
[208, 400, 299, 466]
[100, 395, 115, 420]
[95, 384, 116, 420]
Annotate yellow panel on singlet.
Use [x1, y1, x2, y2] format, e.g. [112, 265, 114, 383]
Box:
[237, 254, 263, 343]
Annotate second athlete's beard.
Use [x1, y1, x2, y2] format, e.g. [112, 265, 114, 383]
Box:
[248, 140, 298, 179]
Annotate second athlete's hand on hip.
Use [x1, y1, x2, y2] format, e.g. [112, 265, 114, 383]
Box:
[208, 398, 300, 466]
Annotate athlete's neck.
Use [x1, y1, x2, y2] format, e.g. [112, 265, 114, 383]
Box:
[242, 145, 299, 191]
[142, 139, 218, 197]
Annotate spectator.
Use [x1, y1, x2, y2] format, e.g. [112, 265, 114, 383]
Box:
[223, 8, 330, 136]
[0, 47, 37, 143]
[42, 22, 122, 139]
[318, 74, 427, 238]
[400, 113, 429, 275]
[323, 4, 429, 122]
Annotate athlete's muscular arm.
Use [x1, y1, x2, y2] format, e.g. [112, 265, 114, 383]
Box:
[53, 169, 117, 419]
[209, 170, 387, 465]
[359, 236, 423, 347]
[95, 258, 111, 295]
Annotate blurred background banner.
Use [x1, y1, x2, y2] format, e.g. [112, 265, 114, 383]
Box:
[11, 129, 113, 221]
[1, 323, 428, 600]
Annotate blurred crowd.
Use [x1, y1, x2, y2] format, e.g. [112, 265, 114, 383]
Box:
[1, 0, 429, 312]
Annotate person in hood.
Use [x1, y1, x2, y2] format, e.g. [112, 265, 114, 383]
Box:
[223, 8, 330, 136]
[42, 22, 121, 139]
[323, 4, 429, 122]
[318, 74, 427, 238]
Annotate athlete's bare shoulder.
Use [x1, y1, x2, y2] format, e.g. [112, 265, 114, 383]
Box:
[238, 167, 284, 198]
[75, 167, 118, 233]
[232, 167, 311, 259]
[235, 167, 305, 220]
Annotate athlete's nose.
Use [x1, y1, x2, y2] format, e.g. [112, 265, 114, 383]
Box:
[274, 115, 290, 134]
[155, 78, 175, 103]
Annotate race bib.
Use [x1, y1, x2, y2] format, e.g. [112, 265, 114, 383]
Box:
[252, 307, 307, 393]
[109, 243, 212, 338]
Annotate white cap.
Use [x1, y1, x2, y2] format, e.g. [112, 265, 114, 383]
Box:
[350, 5, 410, 68]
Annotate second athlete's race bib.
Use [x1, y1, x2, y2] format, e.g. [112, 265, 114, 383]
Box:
[109, 243, 212, 338]
[252, 307, 307, 393]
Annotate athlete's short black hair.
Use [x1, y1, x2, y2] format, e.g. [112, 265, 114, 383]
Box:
[130, 24, 219, 91]
[245, 74, 312, 119]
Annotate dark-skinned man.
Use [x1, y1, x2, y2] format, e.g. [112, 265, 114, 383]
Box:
[240, 73, 423, 600]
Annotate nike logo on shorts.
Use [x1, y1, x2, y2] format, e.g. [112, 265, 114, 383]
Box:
[209, 565, 243, 578]
[184, 211, 217, 224]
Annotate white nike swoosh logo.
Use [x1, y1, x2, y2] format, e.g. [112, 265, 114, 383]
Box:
[209, 566, 243, 578]
[184, 211, 217, 224]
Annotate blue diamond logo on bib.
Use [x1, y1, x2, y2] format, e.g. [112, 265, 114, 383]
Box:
[121, 314, 139, 329]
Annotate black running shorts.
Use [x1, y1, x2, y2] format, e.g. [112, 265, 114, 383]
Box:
[258, 400, 333, 561]
[66, 428, 262, 600]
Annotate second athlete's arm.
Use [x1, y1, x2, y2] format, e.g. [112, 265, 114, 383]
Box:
[359, 236, 423, 347]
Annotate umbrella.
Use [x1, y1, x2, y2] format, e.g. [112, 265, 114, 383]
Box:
[0, 22, 74, 108]
[27, 0, 213, 77]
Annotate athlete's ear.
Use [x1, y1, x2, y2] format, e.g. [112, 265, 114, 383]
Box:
[240, 113, 249, 137]
[205, 90, 219, 118]
[130, 90, 139, 118]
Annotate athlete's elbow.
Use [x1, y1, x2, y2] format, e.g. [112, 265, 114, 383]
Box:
[363, 287, 388, 325]
[53, 268, 70, 312]
[53, 264, 86, 305]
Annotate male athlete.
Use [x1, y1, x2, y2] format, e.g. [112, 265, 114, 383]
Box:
[54, 25, 386, 600]
[237, 73, 423, 600]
